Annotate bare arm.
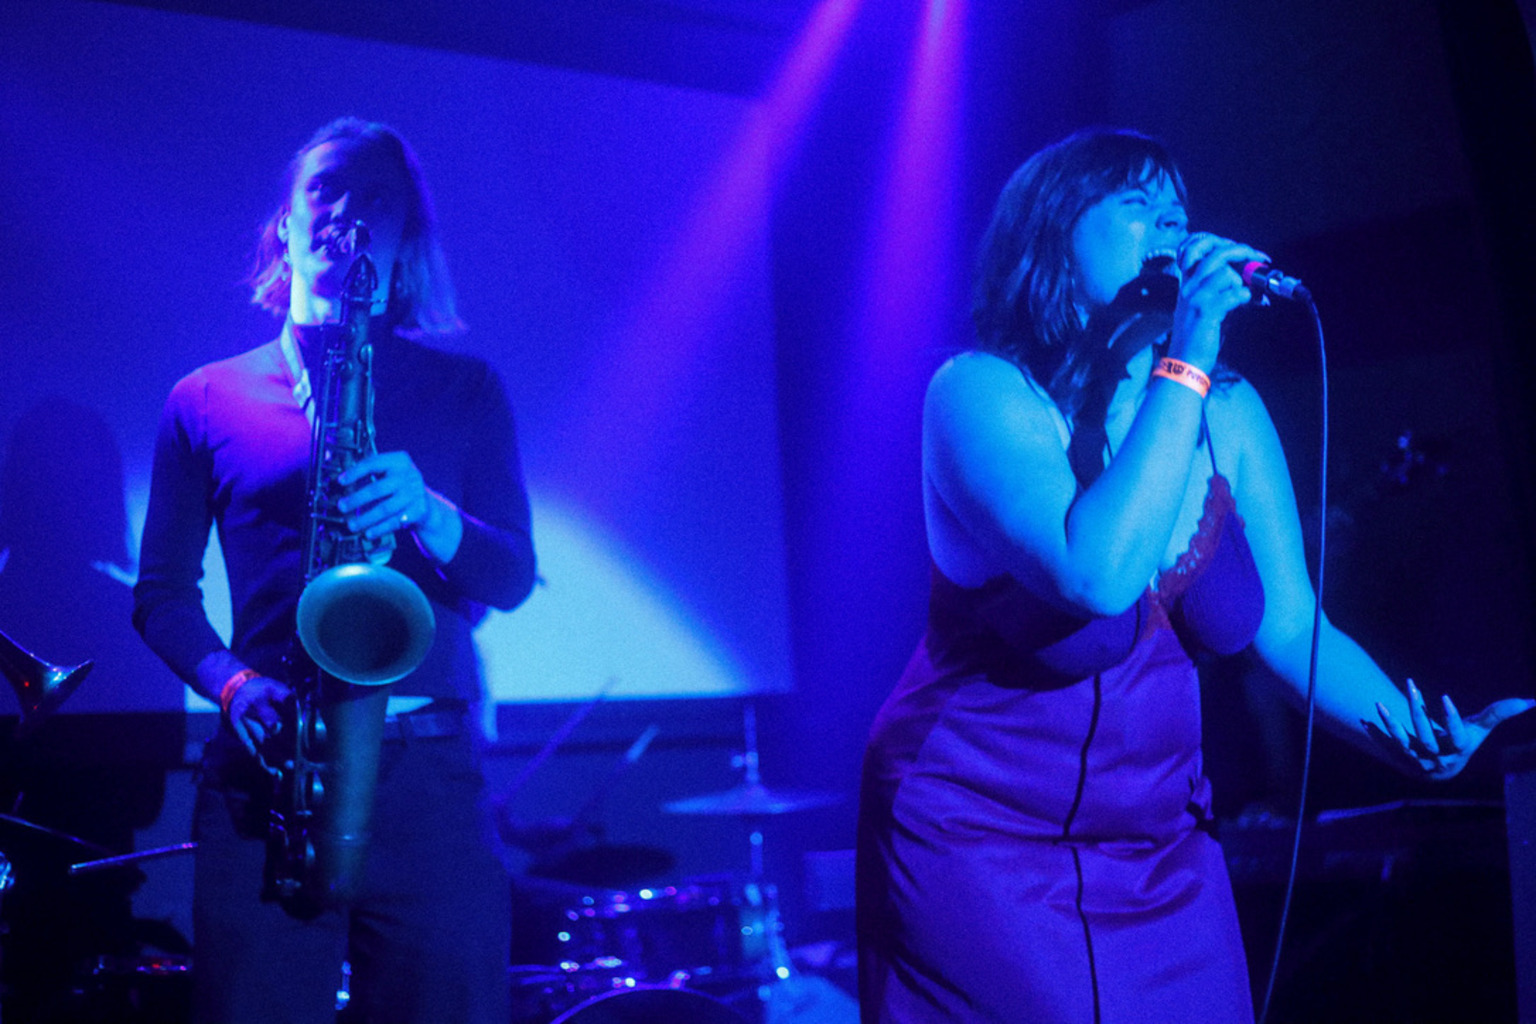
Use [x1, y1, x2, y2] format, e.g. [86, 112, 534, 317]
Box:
[926, 234, 1268, 614]
[924, 351, 1206, 615]
[1222, 380, 1531, 777]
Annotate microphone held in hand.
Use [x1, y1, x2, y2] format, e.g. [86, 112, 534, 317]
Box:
[1238, 260, 1310, 303]
[1178, 232, 1311, 304]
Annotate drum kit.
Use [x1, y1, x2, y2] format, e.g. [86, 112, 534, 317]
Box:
[1, 630, 857, 1023]
[506, 703, 847, 1024]
[0, 629, 194, 1024]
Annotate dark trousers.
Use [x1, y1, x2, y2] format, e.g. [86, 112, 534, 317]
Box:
[192, 726, 511, 1024]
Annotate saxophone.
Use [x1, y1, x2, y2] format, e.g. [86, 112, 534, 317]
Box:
[264, 221, 437, 915]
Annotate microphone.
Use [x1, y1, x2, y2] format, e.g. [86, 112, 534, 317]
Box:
[1178, 233, 1311, 303]
[1238, 260, 1310, 303]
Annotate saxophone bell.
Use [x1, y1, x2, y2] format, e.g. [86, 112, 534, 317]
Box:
[296, 562, 435, 686]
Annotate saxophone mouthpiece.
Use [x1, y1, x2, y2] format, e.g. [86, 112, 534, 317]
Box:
[315, 220, 371, 259]
[346, 220, 370, 256]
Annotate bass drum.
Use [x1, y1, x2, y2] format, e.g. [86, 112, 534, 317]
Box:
[548, 986, 748, 1024]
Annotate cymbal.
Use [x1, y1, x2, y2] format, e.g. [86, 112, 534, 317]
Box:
[662, 782, 842, 817]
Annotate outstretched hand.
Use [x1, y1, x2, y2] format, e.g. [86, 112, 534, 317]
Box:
[1371, 679, 1536, 780]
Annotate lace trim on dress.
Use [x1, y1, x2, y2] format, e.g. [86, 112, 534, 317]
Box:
[1154, 473, 1241, 607]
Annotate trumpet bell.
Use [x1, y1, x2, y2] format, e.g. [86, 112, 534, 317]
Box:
[0, 628, 93, 737]
[296, 563, 436, 686]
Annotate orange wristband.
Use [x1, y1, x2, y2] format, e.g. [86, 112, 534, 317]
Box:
[1152, 357, 1211, 399]
[219, 667, 261, 717]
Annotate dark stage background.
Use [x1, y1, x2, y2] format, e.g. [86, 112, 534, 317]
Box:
[2, 1, 1535, 1021]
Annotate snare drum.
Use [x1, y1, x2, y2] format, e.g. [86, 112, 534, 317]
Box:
[557, 877, 771, 983]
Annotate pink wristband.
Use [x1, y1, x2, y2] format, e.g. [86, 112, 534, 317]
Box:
[1152, 357, 1211, 399]
[219, 667, 261, 717]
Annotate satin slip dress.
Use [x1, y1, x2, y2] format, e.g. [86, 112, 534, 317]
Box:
[857, 432, 1266, 1024]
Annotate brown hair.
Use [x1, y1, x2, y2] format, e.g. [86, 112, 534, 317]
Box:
[972, 128, 1186, 419]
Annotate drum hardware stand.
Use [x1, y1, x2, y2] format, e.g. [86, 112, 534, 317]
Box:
[502, 723, 668, 891]
[562, 724, 661, 842]
[68, 842, 197, 877]
[497, 679, 616, 809]
[663, 700, 844, 1004]
[734, 703, 794, 989]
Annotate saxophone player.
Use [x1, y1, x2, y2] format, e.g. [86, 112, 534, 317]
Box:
[133, 118, 537, 1024]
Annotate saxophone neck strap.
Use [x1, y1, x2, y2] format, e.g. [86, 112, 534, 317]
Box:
[278, 319, 315, 428]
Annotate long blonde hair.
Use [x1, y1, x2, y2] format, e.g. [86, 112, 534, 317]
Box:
[248, 117, 463, 336]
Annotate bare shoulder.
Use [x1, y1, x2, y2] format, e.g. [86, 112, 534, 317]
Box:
[1205, 373, 1292, 497]
[1206, 374, 1283, 446]
[1206, 372, 1267, 424]
[924, 350, 1061, 445]
[922, 351, 1081, 587]
[927, 349, 1033, 399]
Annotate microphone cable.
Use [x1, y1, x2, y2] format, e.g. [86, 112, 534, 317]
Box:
[1255, 292, 1327, 1024]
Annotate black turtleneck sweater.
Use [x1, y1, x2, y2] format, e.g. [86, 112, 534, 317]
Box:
[133, 322, 536, 702]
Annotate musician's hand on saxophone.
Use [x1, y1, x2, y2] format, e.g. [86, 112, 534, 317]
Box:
[338, 450, 464, 563]
[224, 673, 293, 769]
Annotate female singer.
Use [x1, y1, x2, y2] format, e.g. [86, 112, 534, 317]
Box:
[134, 118, 536, 1024]
[855, 128, 1532, 1023]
